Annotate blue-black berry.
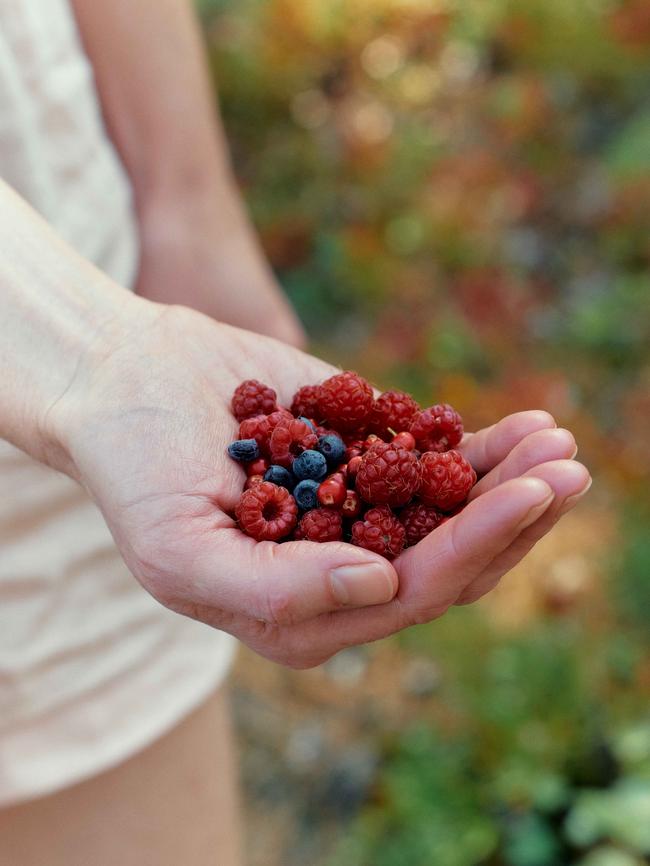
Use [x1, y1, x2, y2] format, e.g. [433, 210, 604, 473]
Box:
[292, 449, 328, 481]
[293, 479, 320, 510]
[228, 439, 260, 462]
[317, 434, 346, 467]
[264, 465, 295, 490]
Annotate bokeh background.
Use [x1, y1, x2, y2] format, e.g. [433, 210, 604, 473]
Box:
[199, 1, 650, 864]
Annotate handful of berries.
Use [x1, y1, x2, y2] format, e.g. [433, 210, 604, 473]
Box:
[227, 372, 477, 560]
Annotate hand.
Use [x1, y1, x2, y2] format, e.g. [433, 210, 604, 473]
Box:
[135, 199, 306, 348]
[51, 303, 591, 668]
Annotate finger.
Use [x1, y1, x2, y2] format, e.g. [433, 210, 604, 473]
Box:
[174, 525, 399, 628]
[265, 476, 555, 666]
[468, 427, 577, 500]
[456, 459, 592, 605]
[460, 410, 556, 474]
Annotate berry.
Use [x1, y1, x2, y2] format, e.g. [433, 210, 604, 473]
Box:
[263, 465, 295, 490]
[317, 476, 347, 509]
[351, 506, 405, 559]
[235, 481, 298, 541]
[341, 489, 362, 519]
[297, 509, 343, 543]
[410, 404, 464, 453]
[244, 474, 264, 490]
[247, 457, 270, 476]
[231, 380, 277, 423]
[347, 455, 363, 480]
[298, 416, 316, 431]
[391, 431, 416, 450]
[318, 371, 374, 433]
[238, 415, 270, 450]
[317, 434, 346, 467]
[292, 449, 328, 481]
[293, 479, 320, 511]
[369, 390, 420, 439]
[291, 384, 322, 419]
[400, 502, 444, 546]
[228, 439, 260, 462]
[355, 442, 421, 507]
[344, 446, 363, 462]
[418, 450, 476, 511]
[269, 419, 318, 468]
[363, 434, 383, 451]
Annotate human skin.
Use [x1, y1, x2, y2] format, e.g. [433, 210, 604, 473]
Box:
[0, 175, 591, 669]
[69, 0, 306, 348]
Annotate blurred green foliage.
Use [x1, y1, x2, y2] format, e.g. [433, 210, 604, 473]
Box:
[198, 0, 649, 862]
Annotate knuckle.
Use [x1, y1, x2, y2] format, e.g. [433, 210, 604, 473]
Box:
[264, 587, 299, 627]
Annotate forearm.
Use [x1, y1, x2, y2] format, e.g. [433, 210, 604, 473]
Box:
[70, 0, 246, 228]
[0, 179, 144, 474]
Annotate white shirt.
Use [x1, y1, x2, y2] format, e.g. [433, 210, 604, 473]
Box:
[0, 0, 235, 806]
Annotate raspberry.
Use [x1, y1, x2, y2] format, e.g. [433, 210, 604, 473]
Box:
[297, 509, 343, 542]
[369, 390, 420, 439]
[268, 418, 318, 468]
[318, 371, 374, 433]
[400, 502, 444, 546]
[351, 506, 405, 559]
[418, 450, 476, 511]
[355, 442, 421, 507]
[238, 415, 270, 450]
[235, 481, 298, 541]
[231, 380, 277, 423]
[410, 404, 464, 453]
[291, 385, 322, 419]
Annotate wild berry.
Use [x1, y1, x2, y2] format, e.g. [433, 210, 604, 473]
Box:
[297, 509, 343, 542]
[317, 434, 346, 467]
[293, 479, 320, 511]
[231, 380, 277, 423]
[351, 506, 405, 559]
[292, 449, 328, 481]
[418, 450, 476, 511]
[263, 465, 295, 490]
[227, 439, 260, 462]
[368, 390, 420, 439]
[410, 404, 464, 453]
[355, 441, 421, 507]
[235, 481, 298, 541]
[318, 371, 374, 433]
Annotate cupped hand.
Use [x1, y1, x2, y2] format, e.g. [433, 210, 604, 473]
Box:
[52, 303, 591, 668]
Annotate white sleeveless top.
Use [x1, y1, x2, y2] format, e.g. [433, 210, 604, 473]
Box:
[0, 0, 235, 806]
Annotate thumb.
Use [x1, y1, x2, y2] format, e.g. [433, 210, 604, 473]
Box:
[187, 528, 399, 627]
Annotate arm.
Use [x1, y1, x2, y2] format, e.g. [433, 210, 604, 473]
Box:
[69, 0, 305, 347]
[0, 177, 590, 668]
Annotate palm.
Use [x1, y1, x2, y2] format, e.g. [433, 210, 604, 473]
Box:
[62, 306, 590, 668]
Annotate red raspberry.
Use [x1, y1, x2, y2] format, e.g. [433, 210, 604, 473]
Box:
[400, 502, 444, 546]
[269, 418, 318, 468]
[369, 390, 420, 439]
[351, 506, 405, 559]
[318, 371, 374, 433]
[418, 450, 476, 511]
[231, 380, 278, 423]
[410, 404, 464, 453]
[235, 481, 298, 541]
[291, 384, 322, 419]
[297, 509, 343, 542]
[238, 415, 270, 449]
[355, 442, 421, 507]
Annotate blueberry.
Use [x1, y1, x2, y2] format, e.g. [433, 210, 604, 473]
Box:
[228, 439, 260, 462]
[317, 434, 345, 467]
[292, 449, 328, 481]
[293, 479, 320, 511]
[264, 465, 295, 490]
[297, 416, 316, 431]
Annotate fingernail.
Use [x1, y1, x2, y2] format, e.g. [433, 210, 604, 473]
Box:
[330, 563, 396, 607]
[557, 477, 593, 517]
[515, 485, 555, 532]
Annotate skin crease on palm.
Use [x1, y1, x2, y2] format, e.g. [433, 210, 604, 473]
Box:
[48, 302, 592, 670]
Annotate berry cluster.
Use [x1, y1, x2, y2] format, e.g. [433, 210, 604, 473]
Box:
[227, 372, 476, 559]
